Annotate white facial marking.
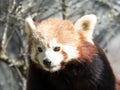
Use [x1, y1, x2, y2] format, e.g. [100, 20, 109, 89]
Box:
[49, 38, 61, 48]
[36, 39, 64, 72]
[63, 45, 79, 61]
[45, 48, 63, 70]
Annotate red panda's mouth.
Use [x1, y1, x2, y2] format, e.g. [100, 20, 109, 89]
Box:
[43, 65, 61, 72]
[45, 65, 55, 69]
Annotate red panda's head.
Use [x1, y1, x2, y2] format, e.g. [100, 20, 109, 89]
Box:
[25, 15, 97, 72]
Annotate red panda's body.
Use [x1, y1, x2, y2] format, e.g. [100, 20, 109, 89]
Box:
[27, 44, 115, 90]
[25, 15, 116, 90]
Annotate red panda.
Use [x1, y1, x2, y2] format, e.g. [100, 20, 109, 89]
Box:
[25, 15, 117, 90]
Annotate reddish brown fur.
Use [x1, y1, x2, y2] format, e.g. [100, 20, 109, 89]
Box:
[77, 41, 97, 61]
[61, 50, 68, 62]
[76, 31, 97, 62]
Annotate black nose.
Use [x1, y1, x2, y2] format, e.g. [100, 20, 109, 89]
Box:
[43, 59, 51, 67]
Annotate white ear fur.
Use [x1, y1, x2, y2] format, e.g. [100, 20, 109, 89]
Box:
[74, 14, 97, 43]
[74, 14, 97, 33]
[25, 16, 37, 44]
[25, 16, 36, 31]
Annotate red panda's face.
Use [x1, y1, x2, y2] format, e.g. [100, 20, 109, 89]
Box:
[25, 15, 97, 72]
[32, 38, 79, 72]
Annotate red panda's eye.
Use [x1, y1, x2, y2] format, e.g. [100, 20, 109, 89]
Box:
[38, 47, 43, 52]
[53, 47, 61, 52]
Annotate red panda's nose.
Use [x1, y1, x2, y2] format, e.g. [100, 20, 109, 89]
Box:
[43, 58, 51, 68]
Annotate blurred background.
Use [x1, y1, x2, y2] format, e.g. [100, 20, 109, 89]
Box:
[0, 0, 120, 90]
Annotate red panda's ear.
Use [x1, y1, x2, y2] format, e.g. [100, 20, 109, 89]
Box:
[25, 16, 36, 37]
[25, 16, 37, 44]
[74, 14, 97, 43]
